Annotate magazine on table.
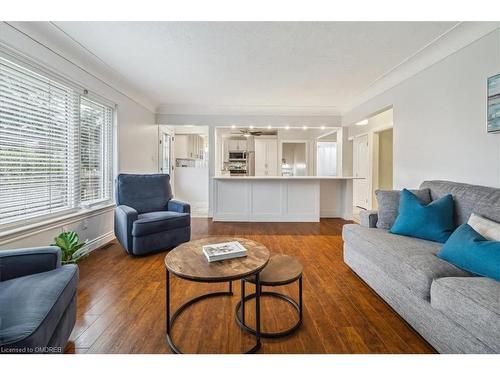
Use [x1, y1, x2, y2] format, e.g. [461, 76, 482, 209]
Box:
[202, 241, 248, 262]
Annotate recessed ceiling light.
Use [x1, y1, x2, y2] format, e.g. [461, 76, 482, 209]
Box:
[303, 126, 308, 130]
[285, 125, 290, 130]
[321, 125, 326, 130]
[356, 119, 369, 126]
[249, 125, 254, 129]
[231, 125, 236, 129]
[267, 125, 272, 129]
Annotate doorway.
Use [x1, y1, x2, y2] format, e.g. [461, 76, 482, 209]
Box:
[350, 108, 393, 221]
[353, 134, 369, 209]
[372, 128, 394, 209]
[158, 125, 209, 217]
[281, 141, 307, 176]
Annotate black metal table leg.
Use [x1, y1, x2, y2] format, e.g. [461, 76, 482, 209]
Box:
[166, 268, 170, 336]
[255, 272, 261, 347]
[298, 275, 303, 321]
[165, 271, 262, 354]
[235, 275, 303, 338]
[241, 279, 246, 325]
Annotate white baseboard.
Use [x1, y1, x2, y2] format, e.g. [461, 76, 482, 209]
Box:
[213, 213, 319, 222]
[320, 209, 343, 218]
[76, 231, 115, 258]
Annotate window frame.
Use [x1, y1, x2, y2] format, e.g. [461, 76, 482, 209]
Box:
[0, 49, 116, 234]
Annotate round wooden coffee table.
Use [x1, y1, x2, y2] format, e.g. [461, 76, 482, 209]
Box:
[164, 237, 270, 354]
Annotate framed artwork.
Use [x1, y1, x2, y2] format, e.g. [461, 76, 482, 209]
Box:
[487, 73, 500, 133]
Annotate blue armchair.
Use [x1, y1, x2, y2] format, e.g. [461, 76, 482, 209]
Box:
[114, 173, 191, 256]
[0, 247, 78, 353]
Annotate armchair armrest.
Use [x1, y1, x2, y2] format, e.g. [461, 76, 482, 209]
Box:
[0, 246, 61, 282]
[360, 210, 378, 228]
[114, 205, 138, 253]
[168, 199, 191, 214]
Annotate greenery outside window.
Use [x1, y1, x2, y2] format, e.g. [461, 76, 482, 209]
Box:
[0, 55, 114, 228]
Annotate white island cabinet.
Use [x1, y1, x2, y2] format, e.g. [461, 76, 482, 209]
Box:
[212, 176, 356, 222]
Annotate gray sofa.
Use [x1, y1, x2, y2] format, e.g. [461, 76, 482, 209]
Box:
[0, 247, 78, 353]
[343, 180, 500, 354]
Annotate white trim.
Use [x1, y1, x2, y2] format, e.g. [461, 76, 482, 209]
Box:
[341, 22, 500, 114]
[319, 209, 343, 218]
[0, 33, 118, 110]
[213, 213, 319, 222]
[0, 22, 156, 112]
[0, 203, 115, 246]
[156, 103, 341, 116]
[75, 231, 115, 258]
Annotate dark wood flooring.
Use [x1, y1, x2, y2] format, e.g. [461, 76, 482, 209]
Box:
[64, 218, 436, 354]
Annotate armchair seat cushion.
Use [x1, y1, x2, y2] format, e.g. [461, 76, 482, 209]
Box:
[132, 211, 190, 237]
[0, 265, 78, 348]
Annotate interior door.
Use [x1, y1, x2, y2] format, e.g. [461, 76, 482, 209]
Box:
[159, 129, 174, 191]
[353, 134, 369, 209]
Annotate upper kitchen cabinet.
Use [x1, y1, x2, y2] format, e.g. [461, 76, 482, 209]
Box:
[228, 138, 248, 151]
[255, 137, 278, 176]
[175, 134, 205, 159]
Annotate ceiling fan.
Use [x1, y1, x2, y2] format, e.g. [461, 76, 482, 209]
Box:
[239, 129, 263, 136]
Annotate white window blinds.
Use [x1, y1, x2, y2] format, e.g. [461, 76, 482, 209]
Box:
[80, 97, 113, 205]
[0, 56, 114, 227]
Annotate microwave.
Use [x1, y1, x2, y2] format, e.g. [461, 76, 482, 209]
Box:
[228, 151, 246, 161]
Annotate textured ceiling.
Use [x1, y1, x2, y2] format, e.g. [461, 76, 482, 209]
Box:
[54, 21, 457, 112]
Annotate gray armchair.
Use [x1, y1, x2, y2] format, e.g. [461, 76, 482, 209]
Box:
[114, 173, 191, 256]
[0, 247, 78, 353]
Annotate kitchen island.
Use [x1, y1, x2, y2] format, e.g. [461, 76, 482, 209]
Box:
[212, 175, 357, 222]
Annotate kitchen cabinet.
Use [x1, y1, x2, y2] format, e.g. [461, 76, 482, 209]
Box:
[228, 138, 247, 151]
[254, 138, 278, 176]
[175, 134, 204, 160]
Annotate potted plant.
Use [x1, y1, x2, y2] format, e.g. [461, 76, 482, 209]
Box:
[52, 231, 87, 264]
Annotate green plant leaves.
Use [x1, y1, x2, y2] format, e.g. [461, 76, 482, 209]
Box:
[52, 231, 86, 264]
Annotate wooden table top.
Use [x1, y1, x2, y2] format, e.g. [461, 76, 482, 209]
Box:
[245, 254, 303, 285]
[165, 237, 270, 282]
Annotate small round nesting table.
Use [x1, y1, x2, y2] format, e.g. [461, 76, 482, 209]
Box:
[235, 254, 303, 338]
[164, 237, 270, 354]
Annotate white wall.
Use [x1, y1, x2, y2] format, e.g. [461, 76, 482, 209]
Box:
[343, 29, 500, 189]
[0, 23, 157, 251]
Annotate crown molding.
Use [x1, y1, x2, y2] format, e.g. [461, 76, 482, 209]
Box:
[341, 21, 500, 115]
[156, 103, 341, 116]
[1, 22, 158, 113]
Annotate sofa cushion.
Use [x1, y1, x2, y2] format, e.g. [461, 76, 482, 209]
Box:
[468, 213, 500, 241]
[431, 277, 500, 352]
[390, 189, 455, 243]
[0, 265, 78, 348]
[342, 224, 471, 299]
[132, 211, 190, 237]
[420, 180, 500, 226]
[375, 188, 431, 230]
[437, 224, 500, 281]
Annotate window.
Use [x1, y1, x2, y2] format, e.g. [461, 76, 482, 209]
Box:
[0, 56, 114, 227]
[79, 97, 113, 205]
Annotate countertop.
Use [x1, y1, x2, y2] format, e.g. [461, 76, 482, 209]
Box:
[213, 175, 359, 180]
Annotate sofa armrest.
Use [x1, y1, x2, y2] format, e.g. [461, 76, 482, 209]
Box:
[114, 205, 138, 253]
[0, 246, 61, 282]
[168, 199, 191, 214]
[360, 210, 378, 228]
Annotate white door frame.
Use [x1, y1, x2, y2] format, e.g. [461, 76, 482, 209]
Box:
[158, 125, 175, 191]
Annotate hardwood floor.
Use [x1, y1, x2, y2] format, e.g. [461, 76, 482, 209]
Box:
[65, 218, 436, 354]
